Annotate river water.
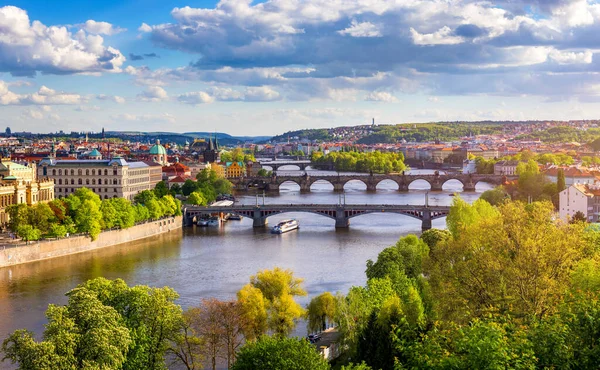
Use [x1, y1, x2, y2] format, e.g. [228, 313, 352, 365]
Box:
[0, 169, 492, 348]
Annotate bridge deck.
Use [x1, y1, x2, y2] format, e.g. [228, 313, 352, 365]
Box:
[186, 204, 451, 212]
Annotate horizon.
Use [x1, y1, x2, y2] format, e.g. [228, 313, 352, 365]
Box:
[3, 1, 600, 135]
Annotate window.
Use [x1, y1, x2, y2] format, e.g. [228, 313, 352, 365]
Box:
[71, 179, 74, 185]
[58, 169, 62, 175]
[92, 170, 95, 175]
[113, 179, 118, 185]
[114, 189, 117, 193]
[78, 179, 82, 185]
[104, 169, 108, 176]
[92, 179, 96, 185]
[70, 169, 74, 175]
[86, 179, 89, 185]
[58, 179, 62, 185]
[52, 169, 56, 176]
[78, 169, 82, 175]
[86, 169, 89, 175]
[98, 179, 102, 185]
[113, 167, 117, 176]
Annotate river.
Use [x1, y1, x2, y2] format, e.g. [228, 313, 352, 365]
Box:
[0, 169, 492, 353]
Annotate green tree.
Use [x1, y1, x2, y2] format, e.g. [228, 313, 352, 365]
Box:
[557, 168, 567, 192]
[154, 181, 169, 198]
[48, 224, 67, 238]
[100, 198, 119, 229]
[15, 225, 41, 243]
[307, 292, 336, 332]
[75, 199, 102, 240]
[232, 336, 329, 370]
[480, 186, 509, 206]
[238, 268, 307, 338]
[188, 192, 206, 206]
[134, 190, 157, 205]
[2, 286, 131, 370]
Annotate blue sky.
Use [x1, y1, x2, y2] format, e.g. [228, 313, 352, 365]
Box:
[2, 0, 600, 135]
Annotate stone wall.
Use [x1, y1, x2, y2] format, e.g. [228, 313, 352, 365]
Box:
[0, 216, 182, 268]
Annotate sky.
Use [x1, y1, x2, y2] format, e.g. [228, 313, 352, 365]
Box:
[3, 0, 600, 135]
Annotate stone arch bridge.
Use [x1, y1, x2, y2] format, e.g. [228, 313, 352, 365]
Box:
[234, 173, 512, 192]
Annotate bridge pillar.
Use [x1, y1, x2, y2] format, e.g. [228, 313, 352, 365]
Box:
[335, 209, 349, 228]
[463, 182, 476, 192]
[333, 182, 344, 192]
[366, 181, 377, 192]
[398, 182, 409, 192]
[300, 180, 311, 193]
[183, 213, 194, 227]
[252, 210, 268, 228]
[422, 211, 432, 231]
[430, 181, 443, 191]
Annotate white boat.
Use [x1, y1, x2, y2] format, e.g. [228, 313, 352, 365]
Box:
[207, 216, 220, 227]
[271, 219, 299, 234]
[197, 216, 210, 226]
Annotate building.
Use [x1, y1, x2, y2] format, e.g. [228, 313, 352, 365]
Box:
[225, 162, 246, 178]
[203, 137, 220, 163]
[494, 160, 520, 176]
[0, 156, 54, 224]
[559, 183, 600, 222]
[246, 161, 263, 177]
[149, 140, 168, 166]
[545, 167, 597, 186]
[38, 156, 161, 201]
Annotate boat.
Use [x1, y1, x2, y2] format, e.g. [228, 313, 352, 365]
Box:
[228, 214, 243, 221]
[271, 219, 299, 234]
[197, 216, 210, 226]
[207, 216, 220, 227]
[216, 194, 235, 202]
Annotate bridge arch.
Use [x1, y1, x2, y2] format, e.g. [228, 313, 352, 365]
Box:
[407, 178, 432, 190]
[278, 179, 301, 191]
[276, 164, 303, 171]
[309, 178, 334, 191]
[375, 178, 400, 191]
[342, 179, 368, 191]
[441, 178, 464, 191]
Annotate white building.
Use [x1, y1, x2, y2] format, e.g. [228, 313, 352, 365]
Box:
[559, 183, 600, 222]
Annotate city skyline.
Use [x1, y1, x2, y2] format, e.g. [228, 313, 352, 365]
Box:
[3, 0, 600, 135]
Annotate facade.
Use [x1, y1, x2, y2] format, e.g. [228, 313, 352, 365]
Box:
[494, 160, 520, 176]
[225, 162, 246, 178]
[149, 140, 168, 165]
[38, 157, 161, 201]
[545, 167, 597, 186]
[203, 137, 220, 163]
[0, 157, 54, 224]
[559, 183, 600, 222]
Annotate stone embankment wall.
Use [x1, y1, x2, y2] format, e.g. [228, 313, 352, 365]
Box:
[0, 216, 182, 268]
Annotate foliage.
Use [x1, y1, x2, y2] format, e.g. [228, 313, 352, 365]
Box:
[238, 267, 307, 338]
[312, 151, 406, 174]
[187, 192, 207, 206]
[220, 148, 255, 163]
[480, 186, 509, 206]
[232, 336, 330, 370]
[307, 292, 336, 333]
[15, 225, 41, 243]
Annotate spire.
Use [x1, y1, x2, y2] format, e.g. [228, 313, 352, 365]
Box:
[208, 135, 215, 150]
[214, 135, 219, 150]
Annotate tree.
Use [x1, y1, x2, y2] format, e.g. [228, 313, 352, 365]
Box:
[557, 168, 567, 192]
[48, 224, 67, 238]
[134, 190, 157, 205]
[2, 286, 131, 370]
[154, 181, 169, 198]
[182, 180, 200, 197]
[307, 292, 336, 333]
[188, 192, 206, 206]
[571, 211, 587, 223]
[480, 186, 509, 206]
[79, 278, 182, 370]
[238, 267, 307, 338]
[75, 199, 102, 240]
[15, 225, 41, 244]
[232, 336, 330, 370]
[100, 199, 119, 229]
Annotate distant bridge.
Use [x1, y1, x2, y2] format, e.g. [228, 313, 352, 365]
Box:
[184, 204, 451, 230]
[233, 173, 512, 192]
[258, 160, 314, 171]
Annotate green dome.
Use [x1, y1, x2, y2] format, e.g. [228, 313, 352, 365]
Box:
[89, 149, 101, 157]
[149, 140, 167, 155]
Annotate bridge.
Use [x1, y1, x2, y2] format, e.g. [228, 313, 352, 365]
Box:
[258, 160, 314, 171]
[233, 173, 512, 192]
[184, 204, 451, 231]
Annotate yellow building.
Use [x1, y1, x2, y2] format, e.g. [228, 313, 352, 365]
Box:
[0, 156, 54, 224]
[225, 162, 246, 178]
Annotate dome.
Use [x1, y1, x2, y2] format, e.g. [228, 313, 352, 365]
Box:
[89, 149, 102, 157]
[149, 139, 167, 155]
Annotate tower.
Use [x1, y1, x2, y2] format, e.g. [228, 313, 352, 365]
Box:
[102, 127, 105, 139]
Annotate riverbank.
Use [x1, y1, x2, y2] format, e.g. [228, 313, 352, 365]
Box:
[0, 216, 182, 268]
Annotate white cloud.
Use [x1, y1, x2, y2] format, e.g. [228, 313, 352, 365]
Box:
[365, 91, 398, 102]
[80, 20, 126, 35]
[177, 91, 214, 104]
[0, 6, 125, 75]
[549, 49, 593, 64]
[338, 20, 381, 37]
[96, 94, 125, 104]
[137, 86, 168, 102]
[410, 26, 465, 46]
[138, 23, 152, 33]
[0, 82, 85, 105]
[75, 105, 101, 112]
